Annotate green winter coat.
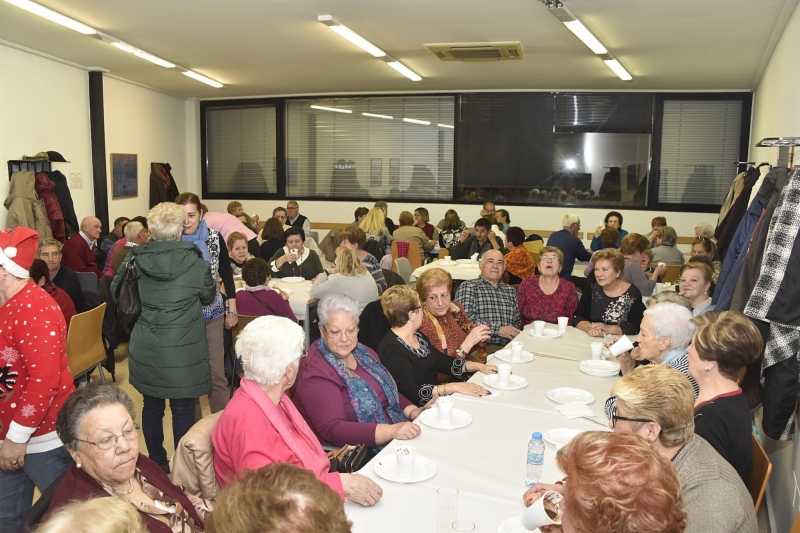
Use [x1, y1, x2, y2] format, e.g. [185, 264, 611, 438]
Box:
[111, 241, 216, 399]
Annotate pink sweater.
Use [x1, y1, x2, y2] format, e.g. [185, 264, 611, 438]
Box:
[212, 378, 344, 498]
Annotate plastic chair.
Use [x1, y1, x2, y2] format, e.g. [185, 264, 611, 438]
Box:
[76, 271, 98, 291]
[66, 302, 107, 383]
[748, 433, 772, 512]
[395, 258, 412, 284]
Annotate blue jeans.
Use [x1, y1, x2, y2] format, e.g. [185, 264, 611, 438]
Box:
[0, 445, 71, 533]
[141, 395, 196, 468]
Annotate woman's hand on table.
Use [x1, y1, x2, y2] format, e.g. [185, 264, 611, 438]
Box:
[0, 440, 26, 470]
[405, 400, 434, 422]
[342, 473, 383, 507]
[390, 421, 421, 440]
[450, 381, 491, 397]
[585, 323, 606, 337]
[465, 362, 497, 375]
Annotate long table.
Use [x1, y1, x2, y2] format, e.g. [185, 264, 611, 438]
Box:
[345, 325, 622, 533]
[237, 279, 313, 320]
[410, 260, 482, 283]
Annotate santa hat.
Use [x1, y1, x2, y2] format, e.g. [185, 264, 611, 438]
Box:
[0, 227, 39, 279]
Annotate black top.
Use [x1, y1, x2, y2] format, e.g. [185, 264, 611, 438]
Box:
[694, 390, 752, 484]
[450, 235, 504, 260]
[51, 264, 88, 313]
[377, 330, 468, 407]
[574, 282, 645, 335]
[385, 217, 396, 235]
[260, 238, 283, 262]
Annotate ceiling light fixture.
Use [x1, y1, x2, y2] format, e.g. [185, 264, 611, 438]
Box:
[182, 71, 224, 88]
[438, 124, 454, 129]
[363, 113, 393, 119]
[4, 0, 96, 34]
[385, 59, 422, 81]
[403, 118, 431, 125]
[562, 20, 607, 54]
[603, 57, 632, 81]
[318, 15, 385, 57]
[133, 50, 175, 69]
[310, 105, 353, 114]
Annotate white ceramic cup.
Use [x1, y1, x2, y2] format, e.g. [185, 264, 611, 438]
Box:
[395, 445, 417, 477]
[590, 342, 604, 360]
[510, 341, 523, 360]
[437, 396, 455, 425]
[520, 490, 563, 529]
[533, 321, 545, 336]
[608, 335, 635, 357]
[497, 364, 512, 386]
[557, 316, 568, 333]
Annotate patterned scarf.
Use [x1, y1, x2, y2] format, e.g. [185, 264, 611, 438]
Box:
[316, 338, 406, 427]
[182, 219, 210, 262]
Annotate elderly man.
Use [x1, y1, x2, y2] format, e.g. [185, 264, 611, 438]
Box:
[547, 213, 592, 281]
[695, 223, 714, 239]
[451, 218, 504, 260]
[608, 365, 757, 533]
[109, 220, 150, 276]
[100, 216, 128, 256]
[454, 249, 520, 349]
[37, 238, 88, 313]
[287, 200, 312, 239]
[61, 216, 103, 278]
[480, 201, 496, 218]
[273, 206, 290, 230]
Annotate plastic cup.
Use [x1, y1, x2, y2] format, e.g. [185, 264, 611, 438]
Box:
[557, 317, 568, 333]
[608, 336, 635, 357]
[510, 341, 523, 360]
[534, 321, 545, 336]
[590, 342, 604, 360]
[497, 364, 512, 386]
[395, 445, 417, 477]
[452, 520, 476, 532]
[437, 487, 459, 533]
[520, 490, 563, 529]
[437, 396, 455, 425]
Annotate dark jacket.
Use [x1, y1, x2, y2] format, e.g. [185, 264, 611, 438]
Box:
[51, 264, 88, 313]
[547, 229, 592, 279]
[47, 170, 79, 238]
[34, 172, 65, 243]
[450, 235, 504, 260]
[149, 163, 180, 208]
[111, 240, 216, 399]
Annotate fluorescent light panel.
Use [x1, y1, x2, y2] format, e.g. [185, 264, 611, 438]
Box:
[133, 50, 175, 68]
[363, 113, 393, 119]
[604, 59, 632, 81]
[403, 118, 430, 125]
[562, 20, 607, 54]
[182, 71, 223, 88]
[310, 105, 352, 114]
[318, 15, 385, 57]
[4, 0, 96, 34]
[386, 61, 422, 81]
[438, 124, 454, 129]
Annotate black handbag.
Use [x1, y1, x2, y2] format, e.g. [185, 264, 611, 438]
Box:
[327, 444, 374, 473]
[115, 257, 141, 331]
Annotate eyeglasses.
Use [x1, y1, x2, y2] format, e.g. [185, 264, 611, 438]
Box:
[608, 404, 652, 428]
[322, 325, 359, 339]
[75, 425, 140, 451]
[540, 256, 559, 263]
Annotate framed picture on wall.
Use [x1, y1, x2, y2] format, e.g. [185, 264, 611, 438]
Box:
[111, 153, 138, 199]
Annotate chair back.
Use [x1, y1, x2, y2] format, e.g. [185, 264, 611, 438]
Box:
[304, 298, 321, 349]
[523, 241, 544, 254]
[791, 512, 800, 533]
[382, 268, 406, 288]
[232, 314, 259, 344]
[76, 271, 98, 291]
[652, 264, 682, 282]
[170, 412, 222, 501]
[438, 248, 450, 259]
[358, 299, 390, 352]
[395, 258, 412, 284]
[66, 302, 107, 382]
[391, 241, 422, 271]
[748, 432, 772, 512]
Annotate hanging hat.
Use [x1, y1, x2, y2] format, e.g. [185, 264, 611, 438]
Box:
[46, 151, 68, 162]
[0, 227, 39, 279]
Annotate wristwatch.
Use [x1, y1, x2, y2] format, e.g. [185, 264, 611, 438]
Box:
[456, 346, 467, 358]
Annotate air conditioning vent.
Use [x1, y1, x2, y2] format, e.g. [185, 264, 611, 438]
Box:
[424, 42, 524, 62]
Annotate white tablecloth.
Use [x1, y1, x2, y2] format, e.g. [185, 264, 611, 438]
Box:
[269, 279, 313, 320]
[410, 260, 481, 283]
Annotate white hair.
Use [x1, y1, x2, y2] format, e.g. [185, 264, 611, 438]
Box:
[562, 213, 580, 227]
[236, 316, 305, 386]
[643, 302, 695, 350]
[147, 203, 184, 242]
[123, 221, 143, 241]
[317, 293, 360, 326]
[695, 223, 714, 238]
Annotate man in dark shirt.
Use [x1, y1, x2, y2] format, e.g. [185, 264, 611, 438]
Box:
[451, 218, 504, 260]
[37, 238, 88, 313]
[547, 213, 592, 286]
[100, 216, 129, 256]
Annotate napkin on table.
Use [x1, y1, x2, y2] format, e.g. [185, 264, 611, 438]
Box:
[555, 401, 594, 419]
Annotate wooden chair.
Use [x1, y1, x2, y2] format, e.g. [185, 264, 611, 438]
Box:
[66, 303, 107, 383]
[748, 433, 772, 513]
[391, 241, 422, 271]
[232, 314, 259, 343]
[790, 512, 800, 533]
[651, 264, 682, 283]
[304, 298, 321, 349]
[438, 248, 450, 259]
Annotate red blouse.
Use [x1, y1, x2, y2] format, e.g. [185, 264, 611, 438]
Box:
[516, 275, 579, 327]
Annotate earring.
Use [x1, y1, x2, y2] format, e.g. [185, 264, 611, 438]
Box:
[704, 366, 709, 372]
[76, 460, 82, 468]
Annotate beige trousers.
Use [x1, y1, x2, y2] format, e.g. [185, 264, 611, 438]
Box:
[195, 314, 228, 420]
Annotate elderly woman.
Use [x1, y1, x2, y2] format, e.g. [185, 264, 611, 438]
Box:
[212, 316, 383, 507]
[294, 294, 427, 449]
[393, 211, 435, 264]
[0, 227, 74, 533]
[614, 233, 667, 297]
[112, 202, 216, 470]
[310, 247, 378, 313]
[227, 231, 253, 291]
[438, 209, 465, 251]
[268, 226, 323, 280]
[690, 237, 721, 282]
[360, 207, 393, 254]
[646, 290, 692, 309]
[413, 207, 437, 240]
[503, 226, 536, 284]
[417, 268, 491, 364]
[176, 193, 237, 419]
[613, 302, 699, 396]
[517, 246, 579, 327]
[591, 210, 629, 251]
[607, 365, 757, 533]
[574, 249, 646, 337]
[48, 384, 211, 532]
[523, 432, 687, 533]
[651, 226, 685, 265]
[340, 227, 387, 295]
[679, 262, 715, 316]
[695, 223, 714, 239]
[29, 257, 76, 333]
[259, 217, 285, 260]
[377, 286, 497, 406]
[235, 258, 296, 321]
[688, 311, 762, 484]
[582, 227, 619, 277]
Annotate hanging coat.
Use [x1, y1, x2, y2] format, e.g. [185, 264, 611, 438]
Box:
[4, 171, 53, 240]
[34, 172, 65, 243]
[47, 170, 79, 239]
[149, 163, 179, 208]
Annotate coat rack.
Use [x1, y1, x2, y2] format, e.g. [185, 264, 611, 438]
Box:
[756, 137, 800, 168]
[7, 160, 52, 180]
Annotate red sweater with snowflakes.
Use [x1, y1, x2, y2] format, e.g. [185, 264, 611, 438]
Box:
[0, 281, 74, 453]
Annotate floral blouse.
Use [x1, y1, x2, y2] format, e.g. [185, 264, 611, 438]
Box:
[517, 275, 579, 327]
[574, 283, 646, 335]
[504, 246, 536, 283]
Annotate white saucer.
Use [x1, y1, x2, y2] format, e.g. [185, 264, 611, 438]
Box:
[547, 387, 595, 405]
[280, 276, 305, 284]
[579, 360, 620, 377]
[543, 428, 585, 448]
[497, 516, 540, 533]
[373, 454, 437, 483]
[483, 374, 528, 390]
[418, 407, 473, 429]
[493, 349, 534, 363]
[456, 259, 472, 264]
[527, 329, 564, 340]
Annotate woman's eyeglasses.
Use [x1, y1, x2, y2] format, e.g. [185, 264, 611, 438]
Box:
[322, 325, 359, 339]
[75, 425, 141, 451]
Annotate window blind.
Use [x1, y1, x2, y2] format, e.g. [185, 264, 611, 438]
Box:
[554, 93, 653, 134]
[285, 96, 454, 200]
[205, 105, 277, 194]
[658, 100, 742, 205]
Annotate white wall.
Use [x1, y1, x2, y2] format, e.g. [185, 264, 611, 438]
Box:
[750, 3, 800, 532]
[0, 44, 94, 228]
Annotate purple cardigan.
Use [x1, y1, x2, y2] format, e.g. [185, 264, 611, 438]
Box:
[235, 286, 297, 321]
[293, 342, 412, 448]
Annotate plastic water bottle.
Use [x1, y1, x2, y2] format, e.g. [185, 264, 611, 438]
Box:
[526, 432, 545, 487]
